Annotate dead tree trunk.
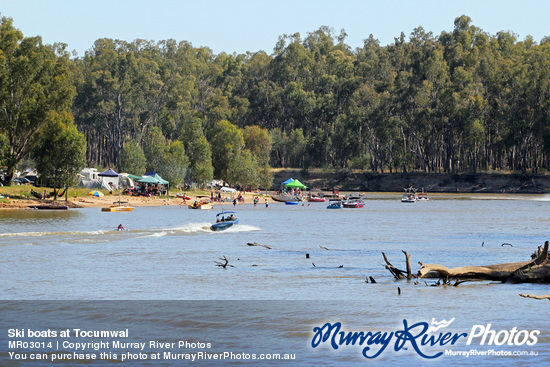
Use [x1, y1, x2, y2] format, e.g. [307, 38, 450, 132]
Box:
[418, 241, 549, 282]
[402, 250, 412, 280]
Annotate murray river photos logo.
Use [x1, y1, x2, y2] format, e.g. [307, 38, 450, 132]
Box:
[311, 318, 540, 359]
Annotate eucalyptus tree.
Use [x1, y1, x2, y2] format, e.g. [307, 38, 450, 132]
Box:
[32, 112, 86, 197]
[208, 120, 244, 182]
[0, 16, 76, 183]
[158, 140, 189, 189]
[182, 119, 214, 187]
[118, 140, 146, 175]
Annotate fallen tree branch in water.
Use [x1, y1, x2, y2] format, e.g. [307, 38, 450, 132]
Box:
[417, 241, 549, 283]
[247, 242, 272, 249]
[519, 293, 550, 300]
[215, 255, 234, 268]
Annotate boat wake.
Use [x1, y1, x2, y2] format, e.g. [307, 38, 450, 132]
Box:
[139, 223, 261, 237]
[0, 223, 261, 245]
[0, 230, 109, 238]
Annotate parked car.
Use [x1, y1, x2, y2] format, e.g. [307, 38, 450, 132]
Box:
[13, 177, 31, 185]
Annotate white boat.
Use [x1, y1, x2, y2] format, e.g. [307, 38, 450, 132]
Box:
[401, 187, 417, 203]
[189, 196, 214, 209]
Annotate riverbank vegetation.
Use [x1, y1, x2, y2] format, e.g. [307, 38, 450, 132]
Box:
[1, 14, 550, 189]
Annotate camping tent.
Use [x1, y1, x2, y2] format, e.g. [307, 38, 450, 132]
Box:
[98, 168, 120, 189]
[285, 179, 307, 189]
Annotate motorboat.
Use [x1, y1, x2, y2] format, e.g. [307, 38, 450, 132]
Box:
[29, 205, 68, 210]
[417, 188, 429, 201]
[102, 206, 134, 212]
[102, 195, 134, 211]
[343, 199, 365, 208]
[327, 199, 343, 209]
[307, 194, 326, 202]
[271, 194, 302, 202]
[189, 196, 213, 209]
[211, 211, 239, 231]
[342, 194, 365, 208]
[401, 187, 417, 203]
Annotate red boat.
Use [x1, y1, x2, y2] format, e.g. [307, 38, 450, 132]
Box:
[343, 200, 365, 208]
[307, 196, 326, 203]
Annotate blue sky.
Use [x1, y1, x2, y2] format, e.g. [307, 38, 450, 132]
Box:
[1, 0, 549, 56]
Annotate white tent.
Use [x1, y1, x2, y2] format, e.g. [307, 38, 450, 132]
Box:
[220, 186, 236, 199]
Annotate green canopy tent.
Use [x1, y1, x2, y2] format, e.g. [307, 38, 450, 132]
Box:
[151, 174, 169, 185]
[137, 174, 169, 195]
[137, 176, 160, 184]
[285, 179, 307, 189]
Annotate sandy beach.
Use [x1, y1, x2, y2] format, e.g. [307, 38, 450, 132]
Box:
[0, 191, 275, 209]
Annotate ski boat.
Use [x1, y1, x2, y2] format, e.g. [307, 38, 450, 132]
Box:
[271, 194, 302, 202]
[102, 206, 134, 212]
[211, 211, 239, 231]
[401, 187, 417, 203]
[189, 196, 213, 209]
[29, 205, 68, 210]
[417, 188, 429, 201]
[307, 195, 326, 203]
[343, 199, 365, 208]
[327, 199, 343, 209]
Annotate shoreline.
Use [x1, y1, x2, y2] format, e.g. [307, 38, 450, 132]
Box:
[0, 191, 275, 210]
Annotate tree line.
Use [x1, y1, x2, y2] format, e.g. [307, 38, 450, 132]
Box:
[1, 15, 550, 190]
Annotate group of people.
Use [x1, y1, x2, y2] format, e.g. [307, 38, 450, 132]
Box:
[216, 214, 237, 223]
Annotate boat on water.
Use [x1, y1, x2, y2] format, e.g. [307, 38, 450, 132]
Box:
[307, 194, 326, 202]
[401, 187, 417, 203]
[343, 199, 365, 208]
[271, 194, 302, 202]
[102, 195, 134, 212]
[417, 188, 429, 201]
[211, 211, 239, 231]
[327, 199, 343, 209]
[189, 196, 213, 209]
[102, 206, 134, 212]
[29, 205, 68, 210]
[285, 201, 299, 205]
[342, 194, 365, 208]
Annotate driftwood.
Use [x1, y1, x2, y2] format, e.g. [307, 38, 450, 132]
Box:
[247, 242, 272, 249]
[418, 241, 549, 282]
[215, 255, 234, 268]
[382, 251, 406, 279]
[519, 293, 550, 300]
[382, 251, 417, 279]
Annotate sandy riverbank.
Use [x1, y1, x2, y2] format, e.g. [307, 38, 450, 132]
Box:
[0, 191, 275, 210]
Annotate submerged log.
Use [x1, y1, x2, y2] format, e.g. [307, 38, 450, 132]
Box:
[247, 242, 272, 249]
[417, 241, 549, 282]
[519, 293, 550, 300]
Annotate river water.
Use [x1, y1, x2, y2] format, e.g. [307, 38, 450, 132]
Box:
[1, 193, 549, 365]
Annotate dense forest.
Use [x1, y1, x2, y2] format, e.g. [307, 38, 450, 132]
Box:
[1, 15, 550, 189]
